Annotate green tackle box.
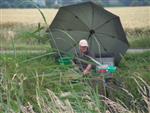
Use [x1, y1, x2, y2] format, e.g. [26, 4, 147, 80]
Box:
[58, 57, 72, 65]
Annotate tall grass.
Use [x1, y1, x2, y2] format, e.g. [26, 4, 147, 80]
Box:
[1, 23, 150, 51]
[0, 52, 150, 113]
[125, 28, 150, 48]
[0, 23, 50, 51]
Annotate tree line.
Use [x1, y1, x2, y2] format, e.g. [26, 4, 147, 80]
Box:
[0, 0, 149, 8]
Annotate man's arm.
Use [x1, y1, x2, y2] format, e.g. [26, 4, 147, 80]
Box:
[83, 51, 95, 75]
[83, 64, 92, 75]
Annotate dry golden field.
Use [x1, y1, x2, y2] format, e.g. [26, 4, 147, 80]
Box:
[106, 6, 150, 29]
[0, 6, 150, 29]
[0, 9, 58, 25]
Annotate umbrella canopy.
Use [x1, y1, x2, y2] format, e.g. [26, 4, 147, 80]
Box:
[47, 1, 129, 65]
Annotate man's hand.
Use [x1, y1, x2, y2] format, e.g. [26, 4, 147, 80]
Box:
[83, 69, 90, 75]
[83, 64, 92, 75]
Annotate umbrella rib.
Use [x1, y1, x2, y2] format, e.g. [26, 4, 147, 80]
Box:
[96, 32, 127, 44]
[94, 34, 109, 53]
[91, 4, 94, 28]
[51, 28, 89, 33]
[96, 32, 116, 39]
[64, 9, 90, 31]
[65, 41, 80, 52]
[94, 17, 118, 30]
[51, 28, 88, 52]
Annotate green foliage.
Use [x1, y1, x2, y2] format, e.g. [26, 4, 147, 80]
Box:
[0, 51, 150, 112]
[18, 25, 49, 44]
[115, 52, 150, 111]
[126, 28, 150, 48]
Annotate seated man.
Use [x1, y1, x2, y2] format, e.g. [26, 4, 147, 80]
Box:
[73, 39, 95, 75]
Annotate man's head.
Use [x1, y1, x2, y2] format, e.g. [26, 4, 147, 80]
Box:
[79, 39, 88, 53]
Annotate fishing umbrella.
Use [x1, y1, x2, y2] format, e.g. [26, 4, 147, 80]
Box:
[47, 1, 129, 65]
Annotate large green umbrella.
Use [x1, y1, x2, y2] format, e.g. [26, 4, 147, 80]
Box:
[47, 1, 129, 65]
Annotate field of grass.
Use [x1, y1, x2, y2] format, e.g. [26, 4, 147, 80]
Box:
[1, 7, 150, 50]
[0, 51, 150, 112]
[0, 23, 51, 51]
[1, 23, 150, 50]
[126, 28, 150, 48]
[106, 6, 150, 29]
[1, 7, 150, 29]
[1, 9, 57, 25]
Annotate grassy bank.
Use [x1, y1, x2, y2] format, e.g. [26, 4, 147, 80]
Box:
[0, 23, 150, 50]
[126, 28, 150, 48]
[0, 51, 150, 112]
[0, 23, 50, 51]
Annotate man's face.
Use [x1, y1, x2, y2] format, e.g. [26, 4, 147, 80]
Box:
[80, 46, 88, 53]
